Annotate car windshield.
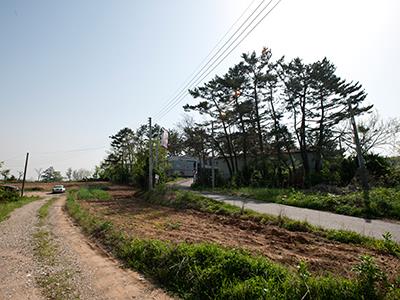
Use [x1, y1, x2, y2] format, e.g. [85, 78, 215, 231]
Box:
[54, 185, 64, 188]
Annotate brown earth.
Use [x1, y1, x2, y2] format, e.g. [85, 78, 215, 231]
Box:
[80, 186, 400, 281]
[16, 181, 112, 192]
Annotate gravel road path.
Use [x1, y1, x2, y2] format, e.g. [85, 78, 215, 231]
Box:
[1, 193, 173, 300]
[0, 198, 45, 300]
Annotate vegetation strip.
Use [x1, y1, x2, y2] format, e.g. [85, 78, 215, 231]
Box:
[67, 189, 400, 299]
[0, 192, 39, 222]
[198, 186, 400, 221]
[33, 197, 79, 300]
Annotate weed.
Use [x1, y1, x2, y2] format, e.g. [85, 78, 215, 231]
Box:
[164, 221, 181, 230]
[33, 229, 57, 266]
[380, 232, 400, 257]
[297, 261, 311, 300]
[37, 197, 57, 225]
[352, 255, 386, 299]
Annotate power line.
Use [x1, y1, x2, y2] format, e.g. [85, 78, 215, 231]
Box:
[34, 145, 107, 155]
[156, 0, 282, 121]
[154, 0, 269, 120]
[156, 0, 259, 119]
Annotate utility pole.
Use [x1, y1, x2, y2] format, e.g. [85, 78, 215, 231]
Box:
[347, 99, 370, 207]
[148, 117, 153, 191]
[155, 127, 161, 172]
[211, 121, 215, 190]
[21, 152, 29, 197]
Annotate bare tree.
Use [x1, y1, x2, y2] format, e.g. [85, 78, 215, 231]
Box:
[35, 168, 43, 181]
[72, 169, 92, 181]
[66, 168, 73, 181]
[340, 111, 400, 154]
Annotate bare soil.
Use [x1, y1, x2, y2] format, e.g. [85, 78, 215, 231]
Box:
[81, 187, 400, 281]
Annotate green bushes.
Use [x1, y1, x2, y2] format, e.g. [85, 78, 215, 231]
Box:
[66, 191, 398, 299]
[0, 187, 19, 202]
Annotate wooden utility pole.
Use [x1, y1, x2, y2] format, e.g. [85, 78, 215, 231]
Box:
[148, 117, 153, 191]
[347, 99, 370, 206]
[20, 152, 29, 197]
[211, 121, 215, 190]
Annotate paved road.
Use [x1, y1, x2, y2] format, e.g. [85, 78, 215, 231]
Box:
[172, 178, 400, 243]
[202, 192, 400, 243]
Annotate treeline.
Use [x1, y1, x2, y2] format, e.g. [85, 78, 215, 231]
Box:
[179, 48, 388, 187]
[98, 125, 168, 188]
[98, 48, 400, 189]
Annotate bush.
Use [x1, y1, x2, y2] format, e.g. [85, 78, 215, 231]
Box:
[352, 255, 387, 299]
[0, 187, 19, 202]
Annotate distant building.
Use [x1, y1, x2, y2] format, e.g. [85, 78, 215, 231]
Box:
[202, 151, 318, 180]
[167, 156, 198, 177]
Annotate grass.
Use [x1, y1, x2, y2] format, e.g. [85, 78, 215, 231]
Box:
[77, 187, 110, 201]
[0, 195, 39, 222]
[37, 197, 57, 225]
[145, 187, 400, 258]
[66, 189, 400, 299]
[198, 186, 400, 220]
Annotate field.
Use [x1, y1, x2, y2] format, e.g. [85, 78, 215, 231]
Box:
[76, 185, 400, 281]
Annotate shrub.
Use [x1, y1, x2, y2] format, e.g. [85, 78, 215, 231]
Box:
[0, 187, 19, 202]
[352, 255, 386, 299]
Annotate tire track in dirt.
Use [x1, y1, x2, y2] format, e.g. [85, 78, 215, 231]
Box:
[49, 195, 173, 300]
[0, 198, 46, 300]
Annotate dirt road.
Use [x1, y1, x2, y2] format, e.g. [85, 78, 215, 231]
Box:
[0, 193, 172, 300]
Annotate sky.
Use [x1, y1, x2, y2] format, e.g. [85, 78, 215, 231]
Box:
[0, 0, 399, 179]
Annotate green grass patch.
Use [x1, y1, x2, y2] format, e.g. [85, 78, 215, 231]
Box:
[66, 190, 400, 299]
[200, 186, 400, 220]
[77, 188, 110, 201]
[33, 229, 58, 266]
[0, 196, 39, 222]
[37, 197, 57, 225]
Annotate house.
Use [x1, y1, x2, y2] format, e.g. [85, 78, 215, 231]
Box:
[167, 156, 198, 177]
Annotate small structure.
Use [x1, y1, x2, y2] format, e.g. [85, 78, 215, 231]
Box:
[168, 156, 198, 177]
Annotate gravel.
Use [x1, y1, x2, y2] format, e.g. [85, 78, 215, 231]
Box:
[0, 199, 46, 300]
[1, 193, 172, 300]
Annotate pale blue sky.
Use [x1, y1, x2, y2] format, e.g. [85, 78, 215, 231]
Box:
[1, 0, 399, 179]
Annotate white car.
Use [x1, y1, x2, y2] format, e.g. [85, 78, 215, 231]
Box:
[52, 185, 66, 194]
